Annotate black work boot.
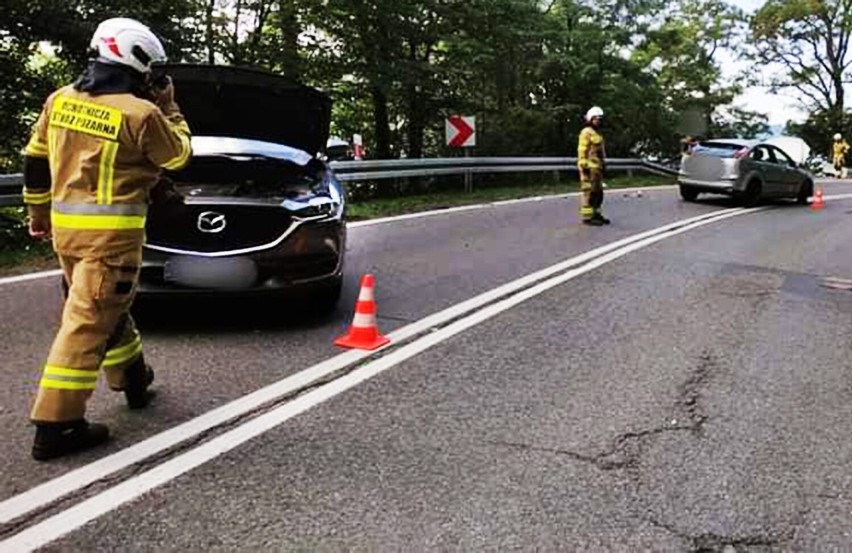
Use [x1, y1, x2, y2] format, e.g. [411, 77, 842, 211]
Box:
[31, 420, 110, 461]
[593, 213, 611, 225]
[582, 217, 605, 226]
[124, 357, 155, 410]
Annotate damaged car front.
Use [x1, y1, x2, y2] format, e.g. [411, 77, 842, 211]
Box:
[138, 64, 346, 311]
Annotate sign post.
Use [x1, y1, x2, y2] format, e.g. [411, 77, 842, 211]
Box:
[353, 133, 364, 160]
[446, 115, 476, 192]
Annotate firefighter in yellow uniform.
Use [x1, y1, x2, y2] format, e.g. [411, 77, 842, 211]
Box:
[832, 133, 849, 178]
[577, 106, 610, 226]
[22, 18, 192, 461]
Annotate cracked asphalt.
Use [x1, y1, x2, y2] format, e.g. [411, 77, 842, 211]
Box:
[5, 182, 852, 551]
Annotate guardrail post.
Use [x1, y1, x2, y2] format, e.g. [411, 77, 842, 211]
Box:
[463, 148, 473, 193]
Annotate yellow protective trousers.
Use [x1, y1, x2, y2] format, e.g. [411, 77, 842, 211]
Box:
[580, 167, 604, 220]
[30, 254, 143, 423]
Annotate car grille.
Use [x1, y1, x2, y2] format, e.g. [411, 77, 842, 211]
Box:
[139, 253, 340, 288]
[145, 204, 292, 253]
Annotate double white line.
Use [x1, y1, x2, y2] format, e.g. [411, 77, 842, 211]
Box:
[0, 205, 759, 551]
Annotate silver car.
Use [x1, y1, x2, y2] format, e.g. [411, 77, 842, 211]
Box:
[678, 138, 815, 206]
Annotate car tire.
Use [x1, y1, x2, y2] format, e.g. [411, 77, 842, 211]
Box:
[680, 186, 699, 202]
[796, 180, 813, 205]
[740, 180, 762, 207]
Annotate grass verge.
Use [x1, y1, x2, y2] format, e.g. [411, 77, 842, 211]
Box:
[0, 175, 674, 277]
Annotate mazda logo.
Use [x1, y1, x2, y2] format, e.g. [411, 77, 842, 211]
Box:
[197, 211, 227, 234]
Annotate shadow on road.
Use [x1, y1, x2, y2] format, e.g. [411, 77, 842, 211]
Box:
[131, 293, 347, 335]
[687, 196, 807, 210]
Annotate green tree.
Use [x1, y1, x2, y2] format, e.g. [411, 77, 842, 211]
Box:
[634, 0, 747, 141]
[0, 0, 777, 167]
[0, 0, 203, 168]
[750, 0, 852, 130]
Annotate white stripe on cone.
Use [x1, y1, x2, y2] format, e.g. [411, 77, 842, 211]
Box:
[358, 286, 375, 302]
[352, 312, 377, 328]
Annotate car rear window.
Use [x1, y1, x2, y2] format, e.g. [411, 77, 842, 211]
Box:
[692, 143, 748, 158]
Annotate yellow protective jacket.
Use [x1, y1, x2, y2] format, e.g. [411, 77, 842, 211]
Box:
[22, 84, 191, 263]
[832, 140, 849, 161]
[577, 126, 605, 171]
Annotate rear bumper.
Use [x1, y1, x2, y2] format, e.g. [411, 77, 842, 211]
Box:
[677, 177, 741, 194]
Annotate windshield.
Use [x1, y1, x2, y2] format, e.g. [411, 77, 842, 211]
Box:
[692, 142, 750, 158]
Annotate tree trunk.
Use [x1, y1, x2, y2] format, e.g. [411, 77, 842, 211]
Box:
[833, 74, 844, 115]
[278, 1, 301, 81]
[232, 0, 243, 64]
[371, 86, 393, 159]
[406, 88, 425, 158]
[206, 0, 215, 64]
[405, 41, 425, 158]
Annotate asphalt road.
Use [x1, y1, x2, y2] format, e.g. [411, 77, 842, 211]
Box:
[3, 181, 852, 551]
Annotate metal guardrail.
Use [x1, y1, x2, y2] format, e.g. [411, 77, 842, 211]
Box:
[0, 157, 678, 207]
[330, 157, 678, 180]
[0, 174, 23, 207]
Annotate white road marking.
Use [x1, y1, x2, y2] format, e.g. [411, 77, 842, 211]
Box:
[0, 269, 62, 286]
[2, 185, 847, 288]
[0, 207, 737, 526]
[0, 206, 762, 552]
[0, 185, 676, 288]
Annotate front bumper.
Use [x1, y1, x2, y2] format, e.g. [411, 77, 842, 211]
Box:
[137, 220, 345, 296]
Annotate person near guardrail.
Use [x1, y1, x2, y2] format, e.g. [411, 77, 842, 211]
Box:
[577, 106, 609, 226]
[832, 133, 849, 179]
[21, 17, 192, 461]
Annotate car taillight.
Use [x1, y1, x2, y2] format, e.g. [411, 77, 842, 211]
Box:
[733, 148, 749, 159]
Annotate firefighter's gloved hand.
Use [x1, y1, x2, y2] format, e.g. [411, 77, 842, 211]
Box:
[152, 76, 179, 115]
[27, 207, 51, 240]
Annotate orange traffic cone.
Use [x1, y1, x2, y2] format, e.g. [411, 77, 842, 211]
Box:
[811, 186, 825, 211]
[334, 274, 390, 350]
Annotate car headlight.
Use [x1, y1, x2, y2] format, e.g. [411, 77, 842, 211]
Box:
[284, 172, 345, 221]
[284, 198, 343, 222]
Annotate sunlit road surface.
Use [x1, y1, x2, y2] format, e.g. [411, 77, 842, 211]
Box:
[3, 181, 852, 550]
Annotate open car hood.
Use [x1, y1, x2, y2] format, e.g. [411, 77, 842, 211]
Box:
[160, 64, 331, 156]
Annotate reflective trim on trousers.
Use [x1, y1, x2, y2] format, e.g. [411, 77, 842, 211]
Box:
[101, 334, 143, 368]
[39, 365, 99, 391]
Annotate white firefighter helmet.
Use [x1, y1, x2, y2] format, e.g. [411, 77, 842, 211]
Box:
[90, 18, 167, 74]
[585, 106, 604, 122]
[835, 133, 842, 140]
